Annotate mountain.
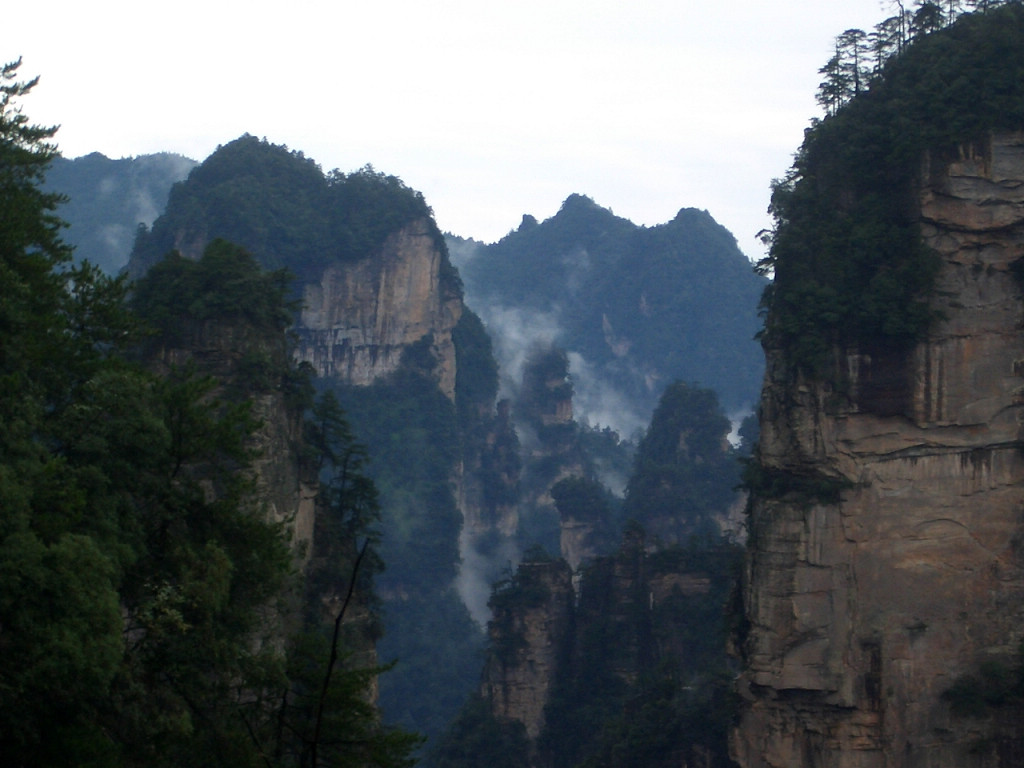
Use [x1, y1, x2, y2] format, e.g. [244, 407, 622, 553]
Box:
[43, 151, 195, 273]
[125, 135, 495, 749]
[80, 133, 763, 761]
[434, 380, 747, 768]
[735, 6, 1024, 766]
[448, 194, 767, 431]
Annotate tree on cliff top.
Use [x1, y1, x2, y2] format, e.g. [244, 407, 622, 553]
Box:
[129, 136, 440, 281]
[759, 2, 1024, 379]
[622, 381, 738, 543]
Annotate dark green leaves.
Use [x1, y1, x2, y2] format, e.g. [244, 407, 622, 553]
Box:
[759, 5, 1024, 379]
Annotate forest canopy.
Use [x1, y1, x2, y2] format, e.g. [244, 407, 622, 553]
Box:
[0, 58, 418, 767]
[130, 135, 438, 280]
[758, 1, 1024, 377]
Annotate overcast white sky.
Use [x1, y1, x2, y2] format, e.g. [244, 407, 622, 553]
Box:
[10, 0, 891, 260]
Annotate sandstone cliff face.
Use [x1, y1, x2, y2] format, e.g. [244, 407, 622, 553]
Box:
[293, 219, 462, 400]
[483, 560, 575, 740]
[733, 133, 1024, 767]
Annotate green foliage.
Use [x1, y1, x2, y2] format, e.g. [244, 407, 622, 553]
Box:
[281, 629, 422, 768]
[760, 2, 1024, 379]
[376, 588, 485, 746]
[336, 368, 461, 588]
[333, 368, 485, 747]
[132, 239, 297, 340]
[489, 563, 554, 614]
[623, 382, 739, 542]
[328, 164, 440, 261]
[575, 666, 737, 768]
[550, 475, 622, 555]
[130, 136, 437, 281]
[271, 392, 422, 768]
[550, 476, 613, 524]
[739, 461, 852, 507]
[453, 308, 499, 434]
[942, 647, 1024, 718]
[534, 537, 742, 768]
[0, 66, 414, 764]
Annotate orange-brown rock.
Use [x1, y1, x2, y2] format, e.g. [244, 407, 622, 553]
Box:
[732, 133, 1024, 768]
[294, 219, 462, 400]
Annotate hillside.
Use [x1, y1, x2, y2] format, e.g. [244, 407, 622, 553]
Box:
[124, 136, 490, 749]
[449, 194, 767, 429]
[0, 66, 414, 762]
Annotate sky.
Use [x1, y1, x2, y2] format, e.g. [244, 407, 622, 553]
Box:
[9, 0, 893, 261]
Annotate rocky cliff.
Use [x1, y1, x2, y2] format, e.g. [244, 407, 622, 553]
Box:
[294, 219, 462, 400]
[733, 132, 1024, 767]
[483, 559, 575, 741]
[147, 317, 317, 562]
[480, 534, 740, 767]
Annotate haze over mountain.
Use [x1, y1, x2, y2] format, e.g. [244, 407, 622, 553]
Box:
[43, 151, 195, 273]
[449, 195, 767, 437]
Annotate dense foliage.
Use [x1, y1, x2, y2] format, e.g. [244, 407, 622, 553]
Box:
[759, 1, 1024, 378]
[131, 238, 297, 340]
[439, 530, 742, 768]
[431, 695, 530, 768]
[333, 364, 486, 748]
[0, 62, 417, 766]
[537, 537, 740, 768]
[130, 135, 439, 280]
[622, 382, 740, 543]
[121, 128, 482, 756]
[437, 375, 745, 767]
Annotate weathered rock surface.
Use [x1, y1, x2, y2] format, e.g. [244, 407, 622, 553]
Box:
[732, 133, 1024, 767]
[483, 560, 575, 740]
[293, 220, 462, 400]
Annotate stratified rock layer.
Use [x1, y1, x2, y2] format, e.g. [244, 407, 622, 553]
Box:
[733, 133, 1024, 767]
[294, 220, 461, 400]
[483, 560, 575, 740]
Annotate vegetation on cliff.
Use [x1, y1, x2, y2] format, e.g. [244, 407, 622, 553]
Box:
[622, 382, 740, 543]
[435, 381, 745, 768]
[759, 1, 1024, 378]
[129, 135, 441, 281]
[0, 62, 417, 766]
[120, 129, 496, 755]
[332, 355, 486, 746]
[436, 531, 741, 768]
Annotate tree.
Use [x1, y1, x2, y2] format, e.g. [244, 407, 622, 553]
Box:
[869, 15, 907, 74]
[0, 58, 418, 767]
[817, 29, 870, 114]
[622, 382, 737, 543]
[277, 390, 421, 768]
[911, 1, 946, 37]
[0, 58, 138, 764]
[837, 28, 869, 97]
